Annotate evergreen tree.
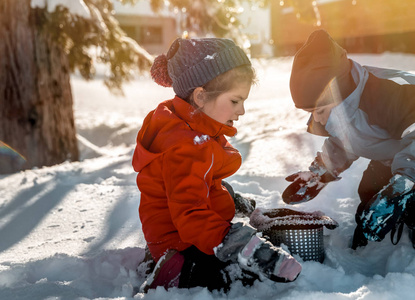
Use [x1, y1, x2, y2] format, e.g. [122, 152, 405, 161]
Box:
[0, 0, 154, 174]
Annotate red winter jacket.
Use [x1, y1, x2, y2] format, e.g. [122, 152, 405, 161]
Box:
[132, 96, 241, 261]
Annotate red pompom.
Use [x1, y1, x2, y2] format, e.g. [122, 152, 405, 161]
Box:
[151, 54, 173, 87]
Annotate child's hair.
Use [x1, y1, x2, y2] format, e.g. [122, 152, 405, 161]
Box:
[188, 65, 256, 106]
[151, 37, 252, 100]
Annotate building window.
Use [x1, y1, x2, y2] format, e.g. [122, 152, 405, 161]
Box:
[140, 26, 163, 44]
[120, 25, 137, 40]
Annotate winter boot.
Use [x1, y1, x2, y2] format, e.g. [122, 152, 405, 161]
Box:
[139, 249, 184, 293]
[141, 246, 155, 275]
[134, 246, 156, 295]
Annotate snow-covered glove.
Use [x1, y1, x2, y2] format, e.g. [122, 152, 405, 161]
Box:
[359, 174, 415, 242]
[215, 223, 302, 282]
[222, 181, 256, 217]
[282, 153, 339, 204]
[234, 194, 256, 218]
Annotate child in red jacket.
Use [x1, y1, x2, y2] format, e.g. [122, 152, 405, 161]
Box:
[132, 37, 301, 292]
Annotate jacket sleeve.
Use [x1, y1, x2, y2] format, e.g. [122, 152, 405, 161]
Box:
[392, 130, 415, 181]
[364, 66, 415, 180]
[320, 136, 359, 176]
[162, 141, 231, 255]
[364, 65, 415, 85]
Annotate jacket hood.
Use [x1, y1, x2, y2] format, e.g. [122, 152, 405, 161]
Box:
[133, 96, 237, 172]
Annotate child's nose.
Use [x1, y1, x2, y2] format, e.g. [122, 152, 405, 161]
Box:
[238, 104, 245, 116]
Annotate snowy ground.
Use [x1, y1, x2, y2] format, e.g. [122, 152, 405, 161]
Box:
[2, 53, 415, 300]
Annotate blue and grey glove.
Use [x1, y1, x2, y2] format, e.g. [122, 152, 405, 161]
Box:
[359, 174, 415, 242]
[215, 223, 302, 282]
[282, 153, 339, 204]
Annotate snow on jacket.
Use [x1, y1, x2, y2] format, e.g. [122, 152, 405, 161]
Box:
[132, 96, 241, 261]
[307, 60, 415, 181]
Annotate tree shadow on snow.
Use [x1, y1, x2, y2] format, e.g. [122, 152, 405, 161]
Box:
[0, 158, 136, 253]
[0, 180, 73, 253]
[82, 188, 142, 257]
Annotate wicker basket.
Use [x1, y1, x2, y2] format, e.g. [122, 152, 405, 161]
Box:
[249, 208, 338, 263]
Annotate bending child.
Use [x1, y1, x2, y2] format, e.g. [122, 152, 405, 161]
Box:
[132, 38, 302, 292]
[283, 29, 415, 249]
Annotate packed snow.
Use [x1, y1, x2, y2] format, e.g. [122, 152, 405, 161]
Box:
[2, 53, 415, 299]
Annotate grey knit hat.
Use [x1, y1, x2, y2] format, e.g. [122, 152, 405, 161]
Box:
[150, 38, 251, 99]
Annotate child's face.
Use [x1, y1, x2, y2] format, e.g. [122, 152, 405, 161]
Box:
[199, 83, 251, 127]
[304, 102, 338, 126]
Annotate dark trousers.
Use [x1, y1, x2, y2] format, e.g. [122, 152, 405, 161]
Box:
[357, 160, 393, 213]
[352, 160, 392, 248]
[178, 246, 258, 292]
[178, 246, 231, 291]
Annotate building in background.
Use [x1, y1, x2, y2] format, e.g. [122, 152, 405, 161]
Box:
[112, 1, 177, 55]
[113, 0, 415, 58]
[239, 2, 273, 58]
[113, 1, 273, 58]
[271, 0, 415, 56]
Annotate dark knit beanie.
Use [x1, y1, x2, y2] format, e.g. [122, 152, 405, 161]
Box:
[150, 38, 251, 99]
[290, 30, 353, 109]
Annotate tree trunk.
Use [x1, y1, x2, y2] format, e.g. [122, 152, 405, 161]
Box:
[0, 0, 79, 174]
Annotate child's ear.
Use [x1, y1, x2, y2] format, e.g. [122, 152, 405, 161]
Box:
[193, 87, 205, 109]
